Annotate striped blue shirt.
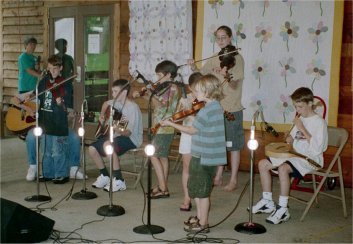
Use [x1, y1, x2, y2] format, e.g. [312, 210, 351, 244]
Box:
[191, 101, 227, 166]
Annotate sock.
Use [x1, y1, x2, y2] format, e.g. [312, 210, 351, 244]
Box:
[99, 167, 109, 177]
[71, 166, 78, 171]
[278, 195, 289, 208]
[262, 192, 273, 201]
[113, 169, 123, 181]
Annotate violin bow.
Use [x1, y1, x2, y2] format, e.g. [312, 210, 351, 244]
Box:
[20, 74, 77, 104]
[177, 48, 240, 69]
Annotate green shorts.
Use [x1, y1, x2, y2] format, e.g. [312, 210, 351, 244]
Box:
[152, 133, 174, 157]
[225, 110, 245, 151]
[188, 157, 216, 198]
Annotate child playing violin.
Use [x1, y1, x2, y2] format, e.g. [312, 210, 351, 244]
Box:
[38, 55, 70, 183]
[132, 60, 179, 199]
[188, 25, 245, 192]
[177, 72, 202, 211]
[160, 74, 226, 233]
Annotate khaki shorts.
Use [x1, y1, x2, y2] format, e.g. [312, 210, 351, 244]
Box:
[152, 133, 174, 158]
[188, 157, 216, 198]
[225, 110, 245, 151]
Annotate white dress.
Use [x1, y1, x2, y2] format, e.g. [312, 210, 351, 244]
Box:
[270, 114, 328, 176]
[178, 94, 195, 154]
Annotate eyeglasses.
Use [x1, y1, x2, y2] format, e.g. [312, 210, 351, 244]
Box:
[216, 36, 229, 41]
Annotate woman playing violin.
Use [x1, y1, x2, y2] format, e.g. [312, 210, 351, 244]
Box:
[188, 25, 245, 192]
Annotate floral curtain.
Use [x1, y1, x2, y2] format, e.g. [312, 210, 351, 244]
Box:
[128, 0, 193, 83]
[201, 0, 335, 124]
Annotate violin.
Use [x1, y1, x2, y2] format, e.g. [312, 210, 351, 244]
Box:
[134, 71, 162, 97]
[138, 81, 160, 97]
[218, 45, 238, 84]
[151, 99, 205, 134]
[219, 44, 238, 70]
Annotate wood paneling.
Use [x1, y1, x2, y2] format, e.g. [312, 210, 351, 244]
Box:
[336, 1, 352, 187]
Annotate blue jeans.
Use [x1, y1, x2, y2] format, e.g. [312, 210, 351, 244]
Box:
[26, 128, 36, 165]
[41, 134, 68, 178]
[26, 128, 80, 167]
[67, 129, 81, 167]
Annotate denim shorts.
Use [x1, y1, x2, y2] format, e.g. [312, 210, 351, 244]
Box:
[90, 136, 136, 157]
[225, 110, 245, 151]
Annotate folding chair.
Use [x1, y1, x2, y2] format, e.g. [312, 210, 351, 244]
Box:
[121, 147, 148, 189]
[290, 126, 348, 221]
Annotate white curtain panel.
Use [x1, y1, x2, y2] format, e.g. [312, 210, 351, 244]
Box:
[129, 0, 193, 84]
[201, 0, 334, 124]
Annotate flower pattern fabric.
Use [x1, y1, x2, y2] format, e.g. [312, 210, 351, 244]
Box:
[128, 1, 193, 83]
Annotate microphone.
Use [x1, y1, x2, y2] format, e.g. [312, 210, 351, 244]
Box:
[264, 122, 279, 137]
[133, 70, 149, 85]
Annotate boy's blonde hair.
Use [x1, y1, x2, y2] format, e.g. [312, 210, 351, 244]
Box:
[194, 74, 223, 101]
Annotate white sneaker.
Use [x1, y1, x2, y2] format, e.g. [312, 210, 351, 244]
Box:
[26, 166, 37, 181]
[92, 174, 110, 188]
[103, 178, 126, 192]
[266, 205, 291, 224]
[70, 167, 88, 179]
[249, 198, 276, 214]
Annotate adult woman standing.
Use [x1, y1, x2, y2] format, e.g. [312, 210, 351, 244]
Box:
[188, 25, 245, 191]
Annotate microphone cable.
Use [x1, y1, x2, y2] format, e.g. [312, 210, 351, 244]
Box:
[146, 178, 249, 243]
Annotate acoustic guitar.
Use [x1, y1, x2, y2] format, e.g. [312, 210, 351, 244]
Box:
[5, 102, 36, 134]
[94, 107, 128, 139]
[265, 142, 321, 170]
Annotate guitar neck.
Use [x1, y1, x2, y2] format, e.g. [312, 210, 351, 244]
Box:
[288, 150, 321, 169]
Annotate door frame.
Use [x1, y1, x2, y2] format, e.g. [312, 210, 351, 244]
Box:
[48, 4, 116, 114]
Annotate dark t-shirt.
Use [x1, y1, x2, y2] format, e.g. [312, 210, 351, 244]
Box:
[38, 75, 68, 136]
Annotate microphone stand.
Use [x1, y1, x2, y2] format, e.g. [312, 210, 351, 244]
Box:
[72, 99, 97, 200]
[97, 90, 125, 217]
[235, 110, 266, 234]
[133, 85, 165, 234]
[25, 77, 51, 202]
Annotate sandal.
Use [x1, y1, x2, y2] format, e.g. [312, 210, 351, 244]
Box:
[151, 185, 160, 194]
[184, 221, 210, 233]
[180, 203, 192, 212]
[150, 188, 170, 199]
[183, 216, 198, 226]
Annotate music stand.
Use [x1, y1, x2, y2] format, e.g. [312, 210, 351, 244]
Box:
[133, 91, 165, 234]
[72, 100, 97, 200]
[25, 79, 51, 202]
[235, 111, 266, 234]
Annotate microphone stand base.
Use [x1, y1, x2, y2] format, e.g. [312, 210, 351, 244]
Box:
[97, 205, 125, 217]
[72, 190, 97, 200]
[25, 195, 51, 202]
[133, 224, 165, 235]
[234, 222, 266, 234]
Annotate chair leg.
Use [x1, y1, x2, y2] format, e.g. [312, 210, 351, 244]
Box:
[300, 174, 328, 222]
[173, 154, 182, 173]
[312, 174, 319, 205]
[338, 159, 347, 217]
[132, 156, 148, 189]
